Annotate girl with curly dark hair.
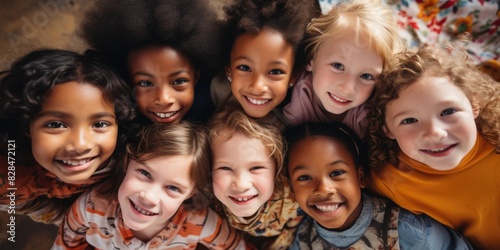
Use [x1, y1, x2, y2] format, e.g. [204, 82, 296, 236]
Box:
[0, 49, 134, 224]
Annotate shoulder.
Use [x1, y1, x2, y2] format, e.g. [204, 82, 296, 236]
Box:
[397, 209, 473, 249]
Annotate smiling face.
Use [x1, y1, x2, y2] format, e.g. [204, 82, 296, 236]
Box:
[309, 33, 382, 115]
[384, 75, 479, 171]
[128, 45, 196, 124]
[211, 131, 276, 218]
[118, 155, 194, 241]
[287, 136, 364, 230]
[29, 81, 117, 184]
[228, 28, 294, 118]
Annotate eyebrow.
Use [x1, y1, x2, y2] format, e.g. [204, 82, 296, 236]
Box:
[233, 56, 290, 68]
[131, 69, 191, 78]
[290, 160, 348, 175]
[141, 162, 191, 190]
[35, 111, 115, 120]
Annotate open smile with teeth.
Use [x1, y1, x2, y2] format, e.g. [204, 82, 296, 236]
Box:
[314, 203, 340, 212]
[329, 93, 350, 103]
[131, 200, 158, 216]
[154, 111, 177, 118]
[422, 144, 455, 153]
[230, 195, 257, 202]
[246, 96, 270, 106]
[59, 157, 95, 166]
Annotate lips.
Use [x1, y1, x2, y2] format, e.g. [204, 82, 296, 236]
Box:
[59, 157, 95, 166]
[420, 143, 457, 156]
[314, 203, 340, 212]
[130, 199, 158, 216]
[154, 111, 178, 118]
[328, 93, 351, 104]
[229, 194, 258, 203]
[245, 96, 270, 106]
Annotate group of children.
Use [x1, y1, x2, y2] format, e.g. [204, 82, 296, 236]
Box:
[0, 0, 498, 249]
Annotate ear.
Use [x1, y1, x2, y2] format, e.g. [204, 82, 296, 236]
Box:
[357, 167, 367, 188]
[472, 103, 480, 119]
[305, 60, 313, 72]
[225, 66, 231, 79]
[382, 125, 395, 139]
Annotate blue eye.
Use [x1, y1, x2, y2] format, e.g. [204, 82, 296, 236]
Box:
[139, 169, 151, 179]
[360, 73, 374, 80]
[441, 108, 456, 116]
[45, 121, 66, 129]
[237, 65, 251, 72]
[166, 185, 181, 193]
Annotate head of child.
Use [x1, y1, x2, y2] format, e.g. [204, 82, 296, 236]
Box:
[209, 104, 285, 218]
[116, 122, 210, 241]
[81, 0, 225, 124]
[305, 0, 402, 116]
[367, 44, 500, 171]
[284, 122, 367, 231]
[223, 0, 313, 118]
[0, 49, 134, 184]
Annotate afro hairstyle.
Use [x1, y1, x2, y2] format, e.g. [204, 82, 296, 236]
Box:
[80, 0, 226, 78]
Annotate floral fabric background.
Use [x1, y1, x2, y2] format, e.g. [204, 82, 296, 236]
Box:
[319, 0, 500, 63]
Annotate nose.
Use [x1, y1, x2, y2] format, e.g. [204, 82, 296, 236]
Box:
[232, 172, 252, 192]
[337, 75, 356, 96]
[65, 127, 93, 153]
[154, 85, 175, 106]
[422, 119, 447, 142]
[314, 177, 336, 197]
[248, 75, 268, 93]
[139, 190, 160, 205]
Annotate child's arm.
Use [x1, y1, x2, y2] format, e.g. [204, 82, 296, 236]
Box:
[398, 209, 473, 249]
[52, 191, 91, 250]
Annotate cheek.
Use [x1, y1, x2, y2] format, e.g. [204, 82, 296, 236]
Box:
[358, 85, 375, 100]
[180, 90, 195, 108]
[211, 175, 226, 195]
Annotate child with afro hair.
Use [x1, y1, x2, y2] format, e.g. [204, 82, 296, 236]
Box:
[211, 0, 319, 119]
[80, 0, 226, 124]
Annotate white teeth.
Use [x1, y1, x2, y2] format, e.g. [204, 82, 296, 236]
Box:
[133, 202, 156, 216]
[154, 111, 176, 118]
[62, 158, 92, 166]
[330, 94, 348, 103]
[235, 197, 252, 202]
[247, 97, 270, 105]
[315, 204, 340, 212]
[428, 146, 448, 152]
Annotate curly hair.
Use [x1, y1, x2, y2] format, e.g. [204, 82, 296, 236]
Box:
[0, 49, 135, 165]
[80, 0, 225, 78]
[367, 44, 500, 169]
[208, 102, 286, 189]
[305, 0, 404, 65]
[223, 0, 315, 74]
[106, 122, 211, 211]
[284, 122, 367, 176]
